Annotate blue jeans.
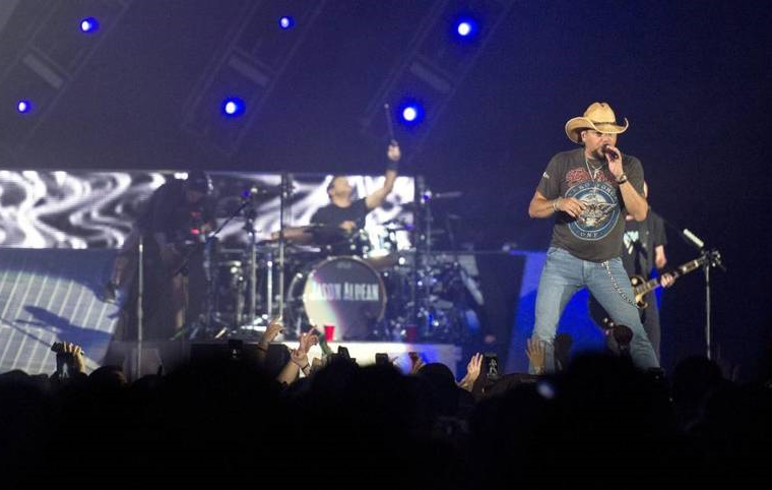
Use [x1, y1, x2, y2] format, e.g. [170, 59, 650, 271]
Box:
[532, 247, 660, 371]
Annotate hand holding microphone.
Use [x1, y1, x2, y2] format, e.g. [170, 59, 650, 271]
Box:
[603, 144, 621, 161]
[603, 144, 624, 179]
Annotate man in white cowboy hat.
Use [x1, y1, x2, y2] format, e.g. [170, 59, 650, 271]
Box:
[527, 101, 659, 371]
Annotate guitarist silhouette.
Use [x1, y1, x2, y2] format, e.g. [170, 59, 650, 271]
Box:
[589, 196, 674, 360]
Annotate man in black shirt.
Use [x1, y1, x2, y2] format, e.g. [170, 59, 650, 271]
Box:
[309, 141, 401, 248]
[590, 183, 674, 360]
[527, 102, 659, 371]
[107, 171, 216, 339]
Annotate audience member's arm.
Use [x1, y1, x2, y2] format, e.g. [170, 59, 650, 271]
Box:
[276, 331, 318, 385]
[257, 318, 284, 364]
[458, 353, 483, 392]
[409, 352, 426, 375]
[310, 356, 325, 375]
[526, 338, 547, 375]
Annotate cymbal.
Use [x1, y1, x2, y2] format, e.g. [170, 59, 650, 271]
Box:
[263, 226, 317, 245]
[264, 224, 350, 247]
[254, 240, 321, 255]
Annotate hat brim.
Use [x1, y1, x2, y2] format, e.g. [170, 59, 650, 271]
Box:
[565, 117, 629, 143]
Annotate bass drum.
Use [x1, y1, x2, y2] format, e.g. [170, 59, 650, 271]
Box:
[286, 256, 386, 341]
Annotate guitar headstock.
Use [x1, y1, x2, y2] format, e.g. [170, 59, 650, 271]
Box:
[704, 249, 725, 270]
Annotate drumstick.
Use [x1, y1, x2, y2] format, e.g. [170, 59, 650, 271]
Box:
[384, 103, 396, 143]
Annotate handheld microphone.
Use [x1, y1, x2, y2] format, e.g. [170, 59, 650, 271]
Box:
[603, 145, 619, 160]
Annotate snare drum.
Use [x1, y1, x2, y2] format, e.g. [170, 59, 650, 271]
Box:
[286, 256, 386, 340]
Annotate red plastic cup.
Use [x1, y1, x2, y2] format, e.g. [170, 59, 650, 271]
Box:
[324, 325, 335, 342]
[405, 325, 417, 343]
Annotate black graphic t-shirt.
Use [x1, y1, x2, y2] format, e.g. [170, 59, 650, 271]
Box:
[621, 210, 667, 277]
[536, 148, 645, 262]
[310, 198, 369, 229]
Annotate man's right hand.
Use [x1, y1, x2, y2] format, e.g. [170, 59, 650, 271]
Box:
[556, 197, 587, 218]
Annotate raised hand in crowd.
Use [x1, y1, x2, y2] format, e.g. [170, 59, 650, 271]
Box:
[409, 352, 426, 375]
[310, 356, 326, 374]
[52, 341, 86, 379]
[276, 331, 318, 385]
[458, 352, 483, 392]
[257, 317, 284, 363]
[526, 338, 547, 375]
[263, 317, 285, 343]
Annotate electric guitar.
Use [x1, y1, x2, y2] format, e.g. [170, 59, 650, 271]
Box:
[628, 255, 709, 309]
[590, 250, 721, 329]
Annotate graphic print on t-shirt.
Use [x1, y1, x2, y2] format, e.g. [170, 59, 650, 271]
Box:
[623, 230, 639, 254]
[564, 169, 620, 241]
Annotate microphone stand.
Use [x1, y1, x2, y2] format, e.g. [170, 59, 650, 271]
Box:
[244, 205, 258, 327]
[277, 174, 295, 335]
[135, 234, 144, 381]
[700, 247, 725, 360]
[171, 197, 255, 340]
[671, 223, 726, 360]
[413, 176, 435, 340]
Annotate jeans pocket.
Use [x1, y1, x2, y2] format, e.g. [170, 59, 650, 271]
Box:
[546, 247, 562, 256]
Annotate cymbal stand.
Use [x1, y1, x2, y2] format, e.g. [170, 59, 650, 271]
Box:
[277, 174, 295, 335]
[413, 176, 435, 338]
[243, 205, 258, 326]
[172, 197, 254, 339]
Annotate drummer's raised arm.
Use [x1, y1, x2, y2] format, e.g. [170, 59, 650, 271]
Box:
[365, 140, 400, 210]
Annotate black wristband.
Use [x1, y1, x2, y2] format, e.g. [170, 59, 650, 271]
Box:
[386, 160, 399, 172]
[257, 345, 268, 353]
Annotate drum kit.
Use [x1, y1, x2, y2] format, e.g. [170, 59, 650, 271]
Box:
[202, 222, 411, 341]
[190, 175, 478, 344]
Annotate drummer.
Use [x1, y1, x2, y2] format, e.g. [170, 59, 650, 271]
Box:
[309, 140, 401, 237]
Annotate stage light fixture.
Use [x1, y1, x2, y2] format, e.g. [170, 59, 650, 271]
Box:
[17, 100, 32, 114]
[222, 97, 246, 117]
[399, 101, 424, 126]
[279, 16, 295, 29]
[80, 17, 100, 33]
[454, 17, 478, 39]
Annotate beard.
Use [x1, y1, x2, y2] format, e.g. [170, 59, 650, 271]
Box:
[590, 146, 606, 161]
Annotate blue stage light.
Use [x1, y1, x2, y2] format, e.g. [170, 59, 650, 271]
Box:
[80, 17, 100, 33]
[17, 100, 32, 114]
[398, 100, 424, 126]
[454, 16, 478, 39]
[279, 16, 295, 29]
[222, 97, 246, 117]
